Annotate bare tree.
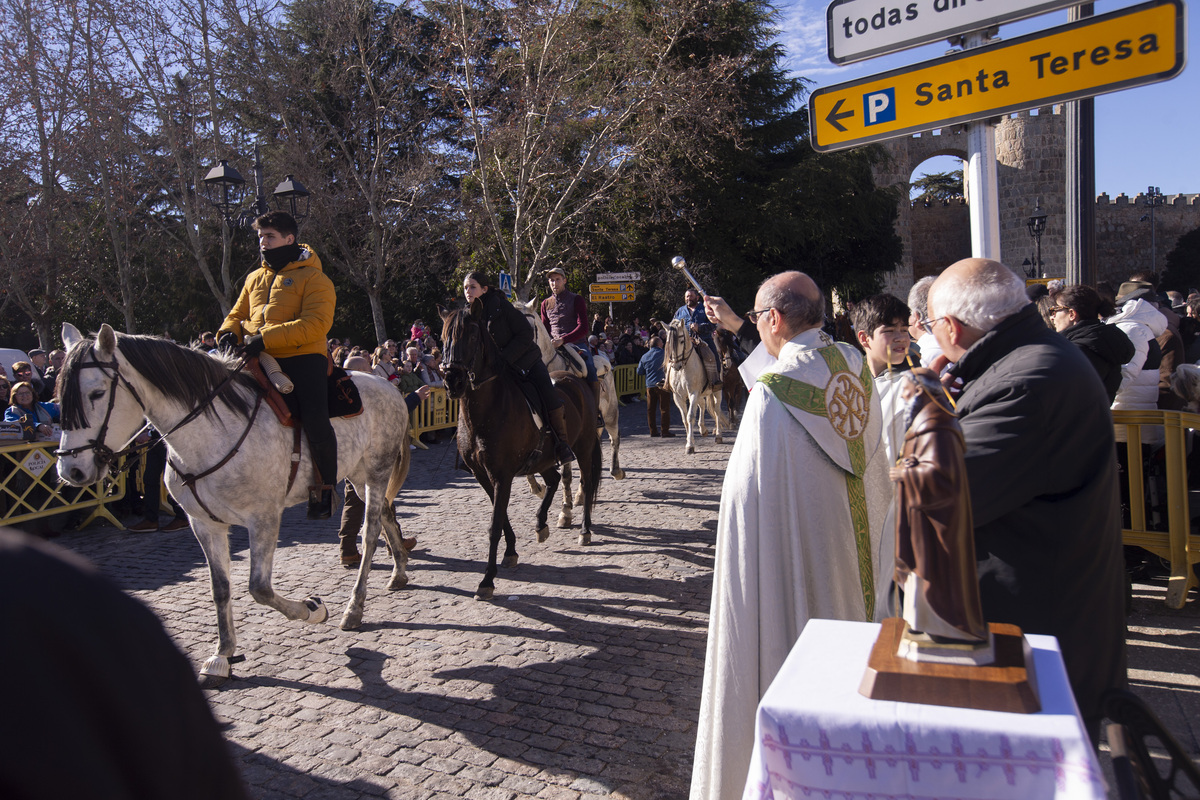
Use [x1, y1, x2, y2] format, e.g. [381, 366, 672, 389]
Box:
[434, 0, 740, 300]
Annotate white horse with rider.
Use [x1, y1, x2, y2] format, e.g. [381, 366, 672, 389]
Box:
[664, 317, 728, 454]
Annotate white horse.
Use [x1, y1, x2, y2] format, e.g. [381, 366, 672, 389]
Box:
[515, 299, 624, 526]
[55, 323, 414, 685]
[665, 318, 728, 454]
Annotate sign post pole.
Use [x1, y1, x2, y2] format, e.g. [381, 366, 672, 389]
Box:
[964, 31, 1002, 260]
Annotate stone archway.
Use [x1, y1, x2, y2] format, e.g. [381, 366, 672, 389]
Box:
[874, 109, 1068, 298]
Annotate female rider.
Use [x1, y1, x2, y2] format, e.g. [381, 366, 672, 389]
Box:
[462, 272, 575, 464]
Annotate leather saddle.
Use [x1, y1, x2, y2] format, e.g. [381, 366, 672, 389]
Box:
[247, 357, 363, 429]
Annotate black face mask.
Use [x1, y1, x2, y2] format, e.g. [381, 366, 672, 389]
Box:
[262, 242, 303, 271]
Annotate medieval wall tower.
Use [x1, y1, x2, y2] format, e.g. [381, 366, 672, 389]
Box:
[874, 106, 1199, 297]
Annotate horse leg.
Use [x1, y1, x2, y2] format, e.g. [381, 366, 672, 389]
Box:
[476, 475, 512, 601]
[579, 434, 601, 546]
[246, 512, 328, 625]
[604, 392, 625, 481]
[712, 389, 726, 445]
[557, 463, 574, 528]
[685, 394, 699, 454]
[527, 475, 545, 499]
[192, 518, 238, 687]
[537, 467, 562, 540]
[340, 480, 395, 631]
[671, 390, 692, 453]
[379, 510, 410, 591]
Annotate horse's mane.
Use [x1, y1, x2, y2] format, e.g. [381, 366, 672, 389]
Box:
[59, 333, 259, 430]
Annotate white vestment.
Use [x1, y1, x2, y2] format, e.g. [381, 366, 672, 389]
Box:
[689, 329, 894, 800]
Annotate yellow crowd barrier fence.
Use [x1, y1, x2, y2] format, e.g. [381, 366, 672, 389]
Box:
[409, 387, 460, 449]
[611, 364, 645, 399]
[1112, 409, 1200, 609]
[0, 439, 126, 529]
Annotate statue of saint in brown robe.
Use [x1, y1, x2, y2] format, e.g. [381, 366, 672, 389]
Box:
[888, 368, 989, 644]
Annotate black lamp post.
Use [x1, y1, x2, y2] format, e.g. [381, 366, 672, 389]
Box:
[202, 143, 310, 228]
[1026, 199, 1047, 279]
[1145, 185, 1165, 276]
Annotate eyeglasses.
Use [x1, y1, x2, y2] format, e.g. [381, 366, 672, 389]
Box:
[746, 308, 774, 324]
[917, 317, 947, 334]
[1048, 306, 1069, 314]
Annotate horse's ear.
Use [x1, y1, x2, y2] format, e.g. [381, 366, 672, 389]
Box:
[62, 323, 84, 350]
[437, 304, 452, 322]
[523, 297, 538, 313]
[95, 323, 117, 359]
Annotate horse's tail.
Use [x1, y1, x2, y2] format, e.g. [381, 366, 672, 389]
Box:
[385, 423, 413, 501]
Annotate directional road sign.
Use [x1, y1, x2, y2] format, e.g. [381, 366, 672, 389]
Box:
[590, 292, 636, 303]
[809, 0, 1185, 153]
[590, 283, 637, 293]
[827, 0, 1083, 65]
[597, 272, 641, 282]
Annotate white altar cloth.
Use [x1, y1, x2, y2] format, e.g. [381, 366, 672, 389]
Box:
[743, 619, 1105, 799]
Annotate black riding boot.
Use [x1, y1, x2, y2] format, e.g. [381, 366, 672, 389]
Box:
[549, 406, 576, 465]
[307, 439, 338, 520]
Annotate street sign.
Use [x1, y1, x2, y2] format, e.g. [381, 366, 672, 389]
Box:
[590, 292, 636, 303]
[498, 270, 513, 297]
[809, 0, 1185, 153]
[590, 283, 636, 293]
[827, 0, 1084, 65]
[597, 272, 641, 282]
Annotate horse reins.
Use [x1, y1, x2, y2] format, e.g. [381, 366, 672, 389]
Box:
[55, 344, 262, 522]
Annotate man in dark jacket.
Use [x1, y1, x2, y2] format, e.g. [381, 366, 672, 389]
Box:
[927, 258, 1126, 743]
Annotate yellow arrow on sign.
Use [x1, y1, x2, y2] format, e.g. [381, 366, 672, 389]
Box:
[590, 292, 636, 303]
[809, 0, 1184, 152]
[590, 283, 636, 292]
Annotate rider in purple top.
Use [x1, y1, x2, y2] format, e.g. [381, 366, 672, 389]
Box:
[540, 267, 597, 393]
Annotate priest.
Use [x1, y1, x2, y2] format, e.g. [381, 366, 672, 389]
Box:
[690, 271, 894, 800]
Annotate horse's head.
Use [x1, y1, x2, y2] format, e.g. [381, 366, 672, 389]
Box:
[56, 323, 149, 486]
[440, 301, 489, 398]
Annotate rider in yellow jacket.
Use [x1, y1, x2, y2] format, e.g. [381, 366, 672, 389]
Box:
[218, 212, 338, 518]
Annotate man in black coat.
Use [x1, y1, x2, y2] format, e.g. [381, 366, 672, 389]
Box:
[927, 258, 1126, 742]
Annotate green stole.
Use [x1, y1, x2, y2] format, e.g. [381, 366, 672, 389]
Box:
[757, 345, 877, 620]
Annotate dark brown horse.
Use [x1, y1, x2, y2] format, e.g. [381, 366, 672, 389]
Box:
[714, 329, 747, 425]
[441, 302, 602, 601]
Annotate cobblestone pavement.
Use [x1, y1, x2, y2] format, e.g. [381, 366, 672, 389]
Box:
[56, 401, 734, 800]
[42, 399, 1200, 799]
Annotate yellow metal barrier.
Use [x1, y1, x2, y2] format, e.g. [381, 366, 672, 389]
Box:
[0, 439, 126, 528]
[409, 387, 460, 449]
[612, 364, 645, 399]
[1112, 409, 1200, 608]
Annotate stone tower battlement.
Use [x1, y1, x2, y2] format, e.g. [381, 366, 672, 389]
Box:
[875, 105, 1197, 296]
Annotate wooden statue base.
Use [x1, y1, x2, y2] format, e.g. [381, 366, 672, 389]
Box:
[859, 618, 1041, 713]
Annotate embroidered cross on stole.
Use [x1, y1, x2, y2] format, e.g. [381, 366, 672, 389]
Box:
[757, 345, 877, 620]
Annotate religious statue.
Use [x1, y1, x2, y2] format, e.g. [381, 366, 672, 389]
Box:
[888, 368, 992, 665]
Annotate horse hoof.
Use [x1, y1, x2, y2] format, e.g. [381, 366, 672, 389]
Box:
[501, 554, 519, 568]
[475, 586, 495, 601]
[387, 573, 409, 591]
[340, 607, 363, 630]
[557, 513, 572, 529]
[715, 435, 723, 444]
[611, 469, 626, 480]
[199, 655, 231, 687]
[578, 531, 591, 546]
[537, 526, 551, 542]
[686, 445, 696, 454]
[532, 486, 546, 499]
[304, 596, 328, 625]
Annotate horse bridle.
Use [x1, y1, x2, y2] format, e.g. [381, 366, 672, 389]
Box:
[666, 324, 693, 371]
[54, 344, 250, 476]
[444, 314, 498, 391]
[53, 346, 150, 470]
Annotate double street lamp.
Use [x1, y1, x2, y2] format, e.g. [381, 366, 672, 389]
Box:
[1143, 185, 1165, 276]
[1025, 199, 1047, 279]
[202, 143, 311, 228]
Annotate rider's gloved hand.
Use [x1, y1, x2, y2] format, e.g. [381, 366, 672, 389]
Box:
[217, 331, 238, 353]
[242, 334, 266, 358]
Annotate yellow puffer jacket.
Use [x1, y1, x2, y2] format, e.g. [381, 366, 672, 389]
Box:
[219, 245, 335, 359]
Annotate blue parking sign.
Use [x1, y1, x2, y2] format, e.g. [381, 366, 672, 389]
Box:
[863, 88, 895, 126]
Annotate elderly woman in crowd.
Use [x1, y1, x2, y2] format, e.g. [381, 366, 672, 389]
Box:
[5, 382, 59, 438]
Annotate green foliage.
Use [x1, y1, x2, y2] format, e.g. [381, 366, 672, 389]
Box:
[911, 169, 964, 204]
[1160, 224, 1200, 294]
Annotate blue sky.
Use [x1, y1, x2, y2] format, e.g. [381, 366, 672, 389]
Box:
[775, 0, 1197, 198]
